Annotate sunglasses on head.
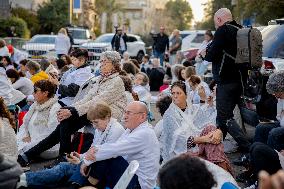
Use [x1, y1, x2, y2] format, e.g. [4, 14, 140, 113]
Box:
[34, 87, 41, 93]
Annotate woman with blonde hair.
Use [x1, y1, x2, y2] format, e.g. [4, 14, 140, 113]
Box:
[55, 28, 71, 58]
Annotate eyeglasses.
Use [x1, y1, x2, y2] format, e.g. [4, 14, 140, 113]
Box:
[34, 87, 41, 93]
[124, 111, 145, 116]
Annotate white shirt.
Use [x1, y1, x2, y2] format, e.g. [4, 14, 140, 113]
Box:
[57, 66, 93, 106]
[119, 36, 126, 51]
[12, 77, 33, 96]
[0, 46, 10, 57]
[277, 99, 284, 127]
[55, 33, 71, 55]
[85, 121, 160, 189]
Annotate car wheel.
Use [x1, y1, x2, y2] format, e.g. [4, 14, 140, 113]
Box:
[136, 51, 144, 63]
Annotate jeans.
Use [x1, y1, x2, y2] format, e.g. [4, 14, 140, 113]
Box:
[26, 162, 87, 187]
[25, 114, 91, 160]
[153, 50, 165, 66]
[89, 156, 141, 189]
[250, 142, 282, 178]
[216, 82, 251, 152]
[254, 122, 284, 151]
[169, 54, 176, 65]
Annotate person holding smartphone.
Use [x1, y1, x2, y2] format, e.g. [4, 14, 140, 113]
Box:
[17, 102, 125, 189]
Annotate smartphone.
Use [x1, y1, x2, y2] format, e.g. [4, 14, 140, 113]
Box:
[65, 153, 71, 158]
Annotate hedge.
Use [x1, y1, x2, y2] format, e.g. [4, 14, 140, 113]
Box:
[0, 16, 30, 39]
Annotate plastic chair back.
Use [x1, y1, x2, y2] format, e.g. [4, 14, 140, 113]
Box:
[113, 160, 139, 189]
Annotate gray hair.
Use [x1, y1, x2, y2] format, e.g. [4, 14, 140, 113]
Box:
[101, 51, 121, 65]
[26, 60, 41, 72]
[266, 71, 284, 94]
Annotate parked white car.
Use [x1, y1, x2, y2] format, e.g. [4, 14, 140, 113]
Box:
[80, 33, 146, 67]
[22, 35, 56, 60]
[66, 27, 92, 47]
[181, 30, 213, 51]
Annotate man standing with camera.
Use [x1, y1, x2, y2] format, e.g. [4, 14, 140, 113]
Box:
[111, 27, 128, 55]
[203, 8, 251, 154]
[152, 26, 169, 66]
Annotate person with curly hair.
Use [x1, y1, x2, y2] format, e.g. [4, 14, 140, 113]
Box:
[17, 80, 61, 160]
[0, 97, 17, 161]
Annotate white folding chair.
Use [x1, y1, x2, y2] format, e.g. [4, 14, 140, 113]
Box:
[113, 160, 139, 189]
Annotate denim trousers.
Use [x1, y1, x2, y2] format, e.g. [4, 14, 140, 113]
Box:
[169, 54, 176, 65]
[26, 162, 87, 188]
[254, 122, 284, 151]
[153, 50, 165, 66]
[216, 82, 251, 152]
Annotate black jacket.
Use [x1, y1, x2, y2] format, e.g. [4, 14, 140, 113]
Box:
[111, 33, 128, 51]
[205, 20, 248, 84]
[0, 153, 23, 189]
[153, 33, 169, 53]
[149, 67, 165, 91]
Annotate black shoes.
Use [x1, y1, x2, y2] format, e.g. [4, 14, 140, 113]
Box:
[233, 154, 250, 167]
[17, 154, 29, 167]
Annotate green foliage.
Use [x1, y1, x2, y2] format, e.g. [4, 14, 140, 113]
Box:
[198, 0, 284, 29]
[243, 0, 284, 25]
[11, 7, 40, 36]
[0, 17, 30, 38]
[164, 0, 193, 30]
[95, 0, 122, 32]
[37, 0, 69, 34]
[197, 0, 233, 30]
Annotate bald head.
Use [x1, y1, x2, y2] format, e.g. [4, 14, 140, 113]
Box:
[214, 8, 233, 29]
[123, 101, 148, 130]
[129, 101, 148, 114]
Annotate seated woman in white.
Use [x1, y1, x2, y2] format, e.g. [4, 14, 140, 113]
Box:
[17, 80, 61, 159]
[161, 81, 232, 174]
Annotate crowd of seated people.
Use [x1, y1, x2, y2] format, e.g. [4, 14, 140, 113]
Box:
[1, 38, 284, 189]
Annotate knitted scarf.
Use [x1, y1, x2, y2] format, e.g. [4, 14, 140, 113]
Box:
[23, 97, 58, 131]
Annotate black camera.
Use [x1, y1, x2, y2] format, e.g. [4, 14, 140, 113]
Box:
[150, 31, 158, 38]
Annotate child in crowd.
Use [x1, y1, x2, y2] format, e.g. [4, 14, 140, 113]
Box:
[133, 72, 151, 104]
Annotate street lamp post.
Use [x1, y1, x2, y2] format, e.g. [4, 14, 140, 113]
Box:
[69, 0, 73, 25]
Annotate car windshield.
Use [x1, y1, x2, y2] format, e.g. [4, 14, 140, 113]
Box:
[70, 29, 87, 39]
[29, 36, 55, 44]
[94, 35, 113, 43]
[262, 25, 284, 58]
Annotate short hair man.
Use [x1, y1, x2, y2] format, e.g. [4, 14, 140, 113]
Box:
[153, 26, 169, 66]
[203, 8, 251, 155]
[81, 101, 160, 189]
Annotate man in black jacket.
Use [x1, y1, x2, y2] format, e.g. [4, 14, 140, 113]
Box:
[203, 8, 251, 153]
[153, 26, 169, 66]
[111, 28, 128, 55]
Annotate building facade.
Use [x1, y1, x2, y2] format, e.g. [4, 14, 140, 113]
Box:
[0, 0, 11, 18]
